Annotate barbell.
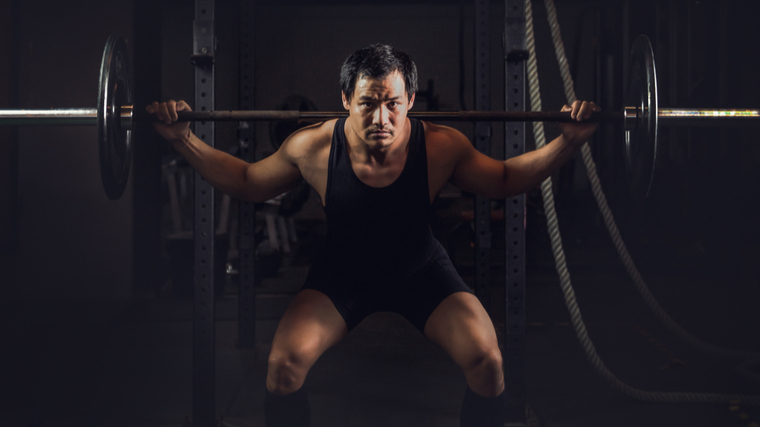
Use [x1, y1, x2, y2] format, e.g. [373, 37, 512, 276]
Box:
[3, 35, 759, 200]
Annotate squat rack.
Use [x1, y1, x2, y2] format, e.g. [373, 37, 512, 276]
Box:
[188, 0, 533, 425]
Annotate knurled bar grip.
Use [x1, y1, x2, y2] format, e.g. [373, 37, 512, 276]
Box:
[0, 109, 627, 123]
[167, 110, 625, 122]
[5, 108, 760, 125]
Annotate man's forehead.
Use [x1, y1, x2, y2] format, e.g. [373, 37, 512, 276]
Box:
[354, 71, 406, 97]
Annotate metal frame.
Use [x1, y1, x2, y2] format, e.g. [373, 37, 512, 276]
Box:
[237, 0, 257, 350]
[473, 0, 492, 303]
[192, 1, 216, 426]
[504, 0, 529, 423]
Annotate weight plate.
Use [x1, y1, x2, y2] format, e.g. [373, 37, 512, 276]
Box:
[97, 35, 133, 200]
[624, 34, 658, 200]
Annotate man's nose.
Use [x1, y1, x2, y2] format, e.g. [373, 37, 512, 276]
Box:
[372, 104, 389, 126]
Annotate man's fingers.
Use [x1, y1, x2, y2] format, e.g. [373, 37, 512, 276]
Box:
[147, 101, 164, 119]
[176, 100, 190, 112]
[166, 100, 178, 122]
[158, 102, 172, 124]
[545, 101, 602, 121]
[145, 100, 192, 124]
[584, 102, 600, 119]
[579, 101, 592, 121]
[572, 101, 599, 121]
[568, 100, 580, 120]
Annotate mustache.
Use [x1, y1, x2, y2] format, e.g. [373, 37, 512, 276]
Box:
[368, 128, 392, 133]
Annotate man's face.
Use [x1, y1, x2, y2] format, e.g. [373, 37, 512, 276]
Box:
[342, 71, 415, 151]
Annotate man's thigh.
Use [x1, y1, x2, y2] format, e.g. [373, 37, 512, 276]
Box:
[423, 291, 500, 367]
[269, 289, 348, 366]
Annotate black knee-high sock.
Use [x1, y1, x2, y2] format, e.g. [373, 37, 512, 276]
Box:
[460, 387, 506, 427]
[265, 387, 310, 427]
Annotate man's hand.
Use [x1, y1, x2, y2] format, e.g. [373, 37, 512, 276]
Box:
[557, 100, 600, 147]
[145, 100, 193, 151]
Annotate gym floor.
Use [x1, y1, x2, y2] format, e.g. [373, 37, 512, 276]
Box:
[2, 198, 759, 427]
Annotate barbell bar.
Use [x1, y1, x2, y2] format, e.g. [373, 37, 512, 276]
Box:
[4, 107, 757, 125]
[3, 35, 758, 200]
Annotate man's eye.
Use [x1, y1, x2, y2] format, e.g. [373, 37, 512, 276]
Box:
[389, 102, 399, 108]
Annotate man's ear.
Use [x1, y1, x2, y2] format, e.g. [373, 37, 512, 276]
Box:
[342, 92, 350, 110]
[408, 93, 415, 110]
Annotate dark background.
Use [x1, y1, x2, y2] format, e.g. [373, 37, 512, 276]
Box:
[0, 0, 758, 425]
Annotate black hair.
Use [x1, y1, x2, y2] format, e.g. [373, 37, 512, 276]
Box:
[340, 44, 418, 102]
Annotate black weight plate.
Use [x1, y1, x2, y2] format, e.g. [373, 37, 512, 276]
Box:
[624, 34, 658, 200]
[97, 35, 133, 200]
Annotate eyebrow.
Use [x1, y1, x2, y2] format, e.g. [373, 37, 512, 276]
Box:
[358, 95, 401, 101]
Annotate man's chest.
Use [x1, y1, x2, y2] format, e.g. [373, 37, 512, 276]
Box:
[300, 139, 455, 205]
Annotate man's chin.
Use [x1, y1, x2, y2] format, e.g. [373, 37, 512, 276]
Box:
[365, 137, 395, 150]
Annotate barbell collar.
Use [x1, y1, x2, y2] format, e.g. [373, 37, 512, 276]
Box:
[624, 106, 638, 131]
[119, 105, 134, 130]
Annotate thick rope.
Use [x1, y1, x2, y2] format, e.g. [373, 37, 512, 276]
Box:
[524, 0, 760, 404]
[542, 0, 759, 362]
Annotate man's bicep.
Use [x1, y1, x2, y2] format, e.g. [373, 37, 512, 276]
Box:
[243, 150, 303, 202]
[450, 143, 509, 198]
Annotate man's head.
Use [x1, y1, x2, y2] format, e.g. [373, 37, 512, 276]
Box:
[340, 44, 418, 103]
[340, 45, 418, 151]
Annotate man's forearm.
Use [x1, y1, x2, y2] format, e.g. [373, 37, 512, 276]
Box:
[175, 130, 251, 199]
[502, 134, 581, 197]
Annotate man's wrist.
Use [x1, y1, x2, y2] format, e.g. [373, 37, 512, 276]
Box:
[171, 128, 193, 152]
[559, 132, 584, 149]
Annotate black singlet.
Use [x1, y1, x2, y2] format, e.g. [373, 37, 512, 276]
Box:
[302, 117, 471, 331]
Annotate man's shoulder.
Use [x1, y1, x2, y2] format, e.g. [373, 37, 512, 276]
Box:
[282, 119, 337, 157]
[421, 120, 470, 152]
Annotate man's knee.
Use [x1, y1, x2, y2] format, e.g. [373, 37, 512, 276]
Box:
[466, 346, 503, 377]
[461, 345, 504, 396]
[267, 347, 315, 394]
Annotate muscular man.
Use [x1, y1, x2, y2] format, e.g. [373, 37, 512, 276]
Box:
[148, 44, 598, 427]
